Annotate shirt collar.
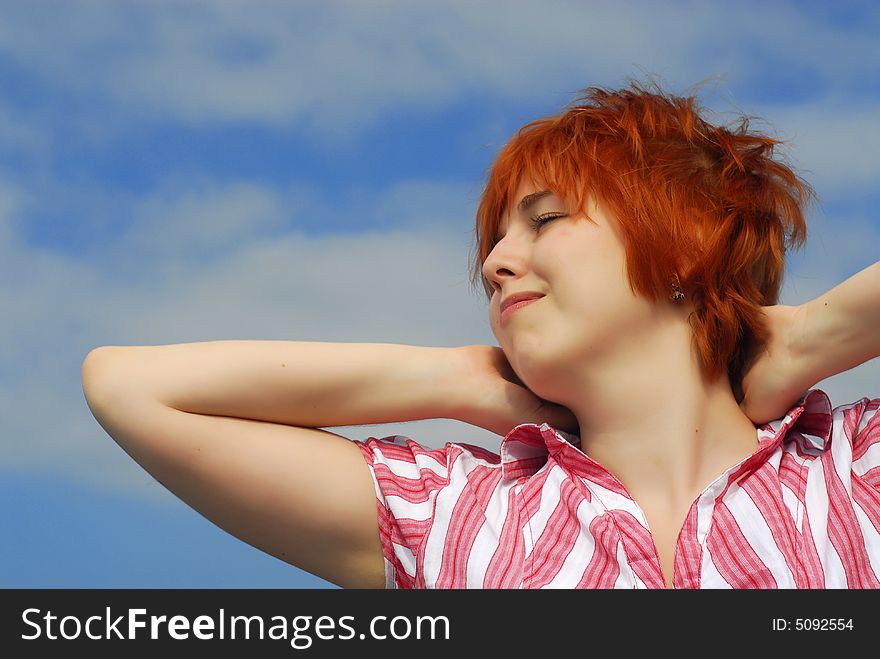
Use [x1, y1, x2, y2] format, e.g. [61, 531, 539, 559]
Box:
[731, 387, 833, 483]
[498, 388, 834, 483]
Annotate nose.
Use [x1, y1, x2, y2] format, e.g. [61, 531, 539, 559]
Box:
[482, 232, 527, 294]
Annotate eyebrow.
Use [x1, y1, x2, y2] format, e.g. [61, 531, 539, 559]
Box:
[493, 189, 553, 243]
[518, 189, 552, 213]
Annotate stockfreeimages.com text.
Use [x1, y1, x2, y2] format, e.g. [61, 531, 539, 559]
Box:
[21, 607, 450, 649]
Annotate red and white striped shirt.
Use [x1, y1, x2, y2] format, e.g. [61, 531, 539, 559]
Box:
[354, 388, 880, 588]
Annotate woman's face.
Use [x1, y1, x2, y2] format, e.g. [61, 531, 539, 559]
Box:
[481, 178, 658, 401]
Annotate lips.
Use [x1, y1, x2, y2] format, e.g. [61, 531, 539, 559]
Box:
[500, 291, 545, 315]
[499, 292, 545, 326]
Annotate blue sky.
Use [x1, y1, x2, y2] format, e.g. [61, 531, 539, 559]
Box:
[1, 0, 878, 588]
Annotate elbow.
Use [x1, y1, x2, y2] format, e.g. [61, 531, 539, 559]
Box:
[82, 346, 129, 404]
[82, 346, 115, 383]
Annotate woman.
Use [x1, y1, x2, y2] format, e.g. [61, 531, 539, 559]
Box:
[82, 81, 880, 589]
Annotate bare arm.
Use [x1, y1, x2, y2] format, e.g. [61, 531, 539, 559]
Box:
[87, 340, 470, 426]
[737, 262, 880, 425]
[795, 260, 880, 385]
[82, 341, 471, 588]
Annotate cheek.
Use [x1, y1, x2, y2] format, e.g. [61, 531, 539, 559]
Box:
[533, 231, 580, 272]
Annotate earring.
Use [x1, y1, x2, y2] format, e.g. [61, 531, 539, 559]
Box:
[670, 273, 685, 302]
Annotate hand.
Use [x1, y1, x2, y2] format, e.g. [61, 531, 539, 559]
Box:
[737, 304, 815, 425]
[456, 345, 580, 437]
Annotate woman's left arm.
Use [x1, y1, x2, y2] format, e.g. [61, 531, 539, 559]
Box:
[793, 260, 880, 387]
[739, 260, 880, 425]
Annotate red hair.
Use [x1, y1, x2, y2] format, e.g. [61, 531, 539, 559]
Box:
[469, 80, 815, 398]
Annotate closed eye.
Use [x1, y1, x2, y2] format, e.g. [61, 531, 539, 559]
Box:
[528, 212, 567, 230]
[486, 210, 567, 260]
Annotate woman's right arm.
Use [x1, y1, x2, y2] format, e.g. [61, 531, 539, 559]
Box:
[81, 341, 475, 589]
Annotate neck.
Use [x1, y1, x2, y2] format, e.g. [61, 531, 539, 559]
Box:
[554, 320, 759, 511]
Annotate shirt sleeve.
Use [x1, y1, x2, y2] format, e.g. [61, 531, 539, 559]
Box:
[352, 435, 453, 589]
[851, 395, 880, 490]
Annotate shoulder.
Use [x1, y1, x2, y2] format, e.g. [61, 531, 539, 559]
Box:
[350, 435, 503, 589]
[352, 435, 502, 495]
[354, 435, 500, 470]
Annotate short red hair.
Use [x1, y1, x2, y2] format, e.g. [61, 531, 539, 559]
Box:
[469, 80, 815, 398]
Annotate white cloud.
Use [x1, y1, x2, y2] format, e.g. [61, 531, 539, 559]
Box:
[0, 2, 876, 199]
[755, 100, 880, 196]
[0, 180, 25, 249]
[124, 180, 288, 257]
[1, 1, 877, 139]
[0, 103, 51, 160]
